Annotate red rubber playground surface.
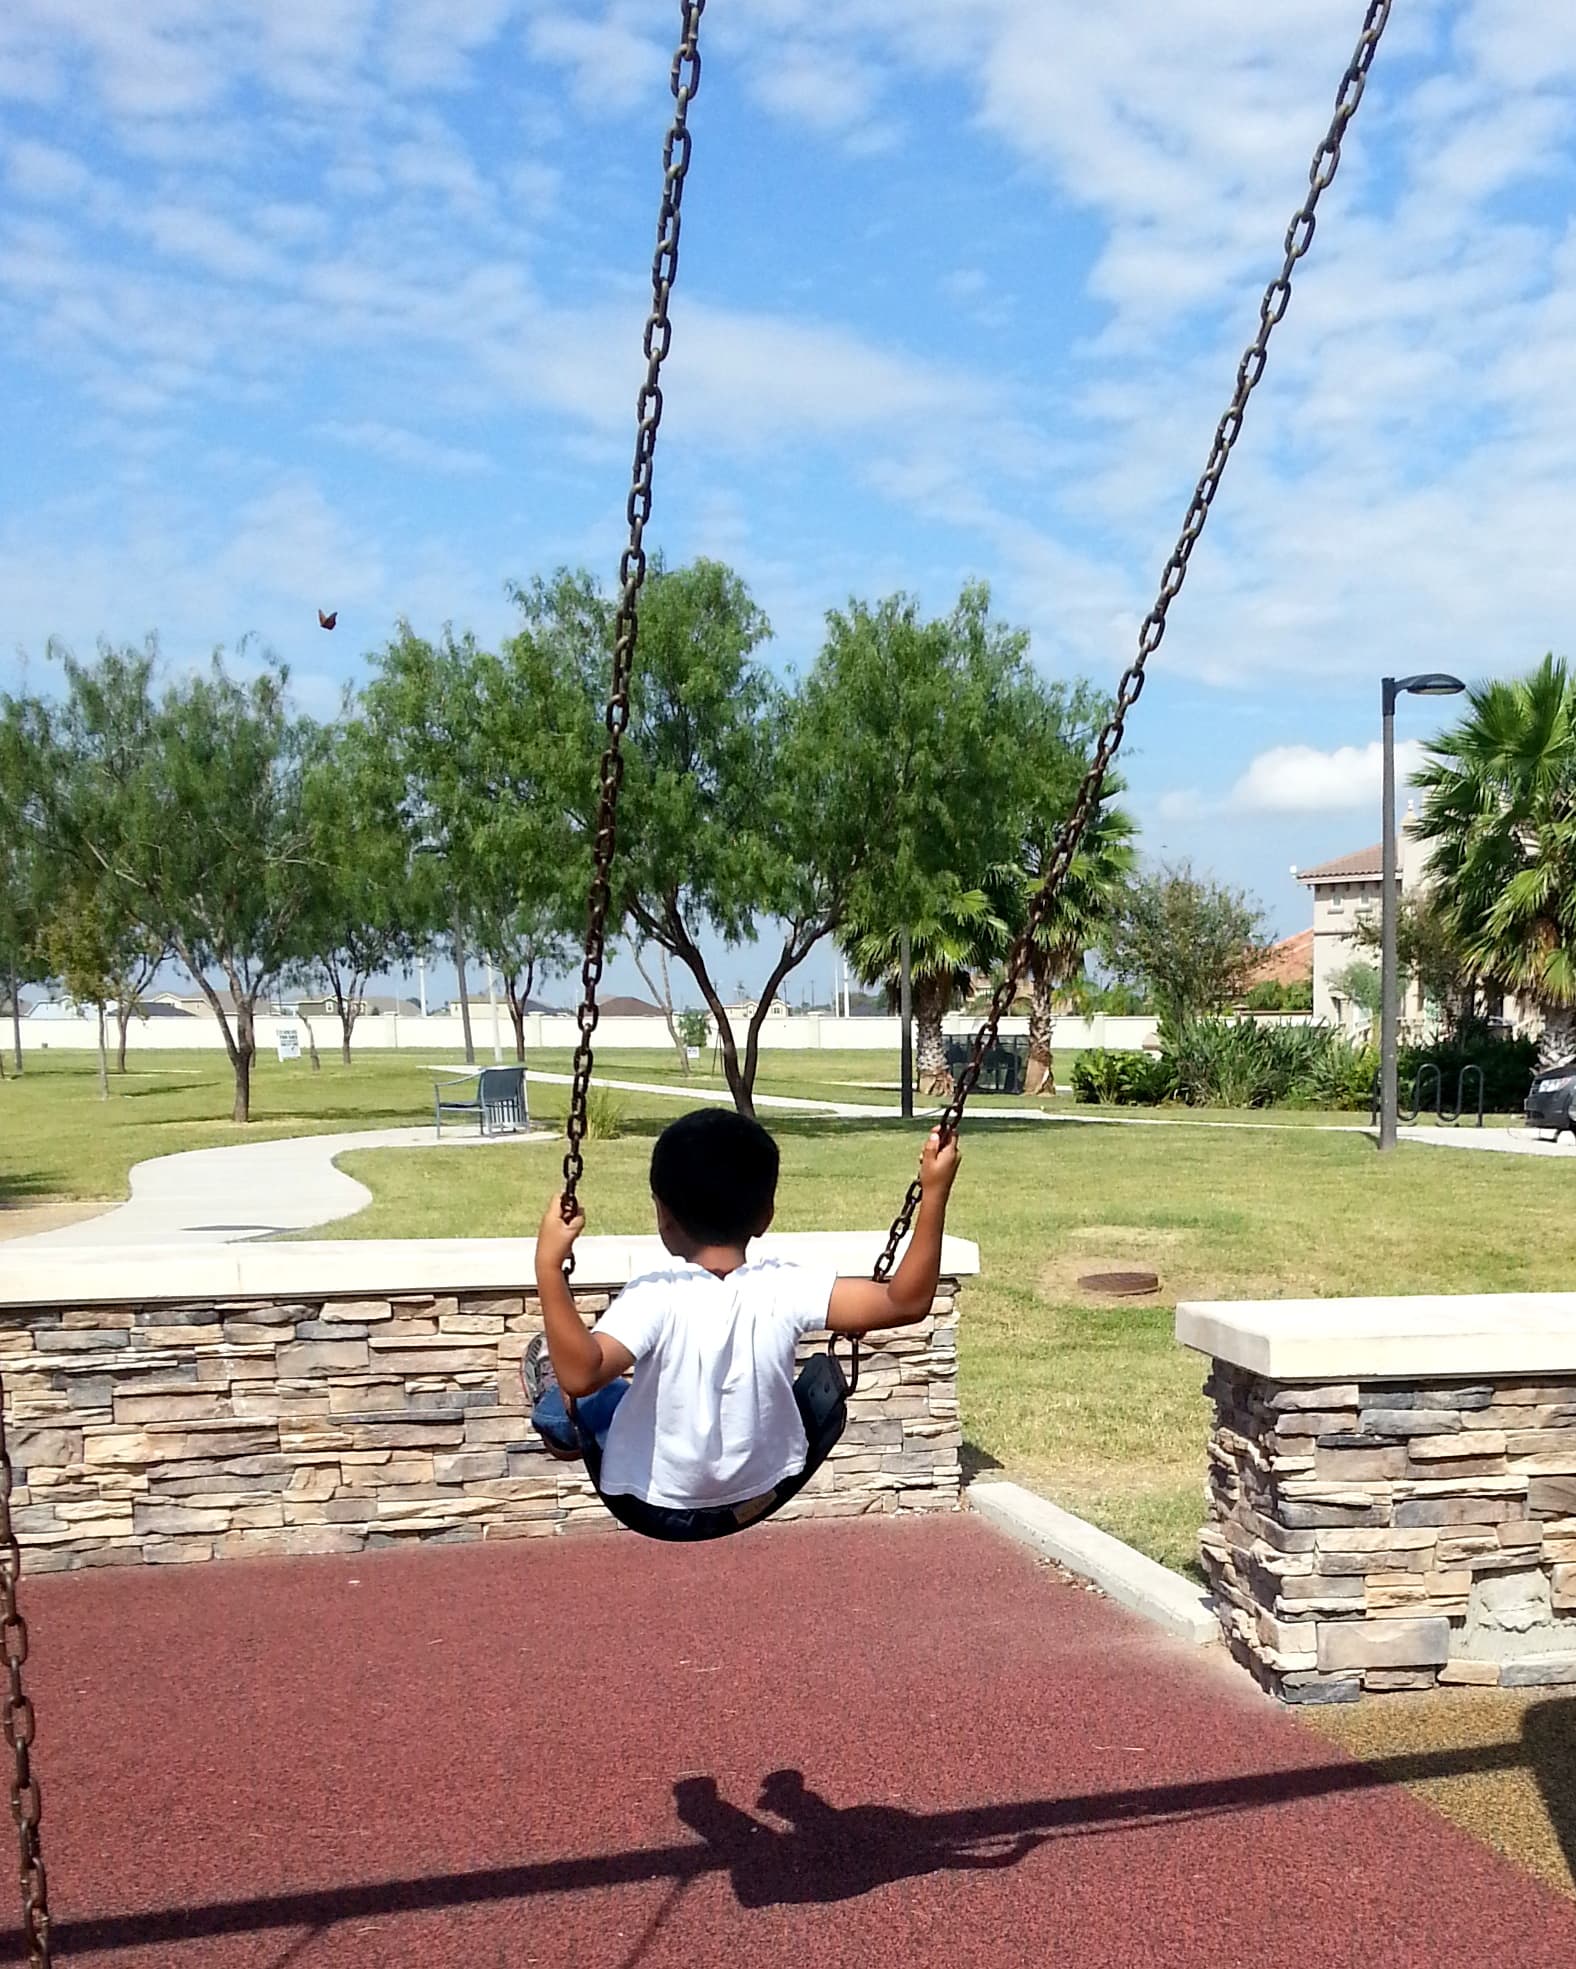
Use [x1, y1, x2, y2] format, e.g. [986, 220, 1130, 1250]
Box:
[12, 1514, 1576, 1968]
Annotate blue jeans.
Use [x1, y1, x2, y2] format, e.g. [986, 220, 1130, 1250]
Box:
[531, 1378, 763, 1539]
[532, 1379, 626, 1457]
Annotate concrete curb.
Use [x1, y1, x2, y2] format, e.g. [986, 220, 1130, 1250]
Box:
[969, 1480, 1219, 1647]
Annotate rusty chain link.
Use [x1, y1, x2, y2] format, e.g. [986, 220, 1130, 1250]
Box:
[560, 0, 706, 1249]
[872, 0, 1394, 1281]
[1, 1375, 51, 1967]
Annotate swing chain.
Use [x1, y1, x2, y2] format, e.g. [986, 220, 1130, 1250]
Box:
[0, 1377, 51, 1968]
[872, 0, 1394, 1282]
[561, 0, 706, 1237]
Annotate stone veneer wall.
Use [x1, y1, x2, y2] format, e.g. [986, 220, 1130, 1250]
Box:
[1202, 1361, 1576, 1701]
[2, 1282, 962, 1569]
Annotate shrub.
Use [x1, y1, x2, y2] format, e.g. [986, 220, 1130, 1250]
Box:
[1071, 1048, 1173, 1106]
[583, 1087, 625, 1140]
[1241, 978, 1314, 1012]
[1160, 1017, 1375, 1110]
[677, 1008, 709, 1051]
[1398, 1025, 1538, 1115]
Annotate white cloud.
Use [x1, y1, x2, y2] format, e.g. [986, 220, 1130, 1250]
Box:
[1160, 738, 1430, 823]
[524, 3, 665, 115]
[315, 419, 494, 476]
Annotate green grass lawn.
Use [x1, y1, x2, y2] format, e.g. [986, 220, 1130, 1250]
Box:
[0, 1043, 1088, 1206]
[5, 1046, 1567, 1576]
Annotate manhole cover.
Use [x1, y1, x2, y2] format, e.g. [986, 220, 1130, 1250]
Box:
[1077, 1270, 1161, 1297]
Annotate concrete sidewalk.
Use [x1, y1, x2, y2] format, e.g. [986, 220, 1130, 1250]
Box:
[2, 1126, 559, 1251]
[1398, 1125, 1576, 1158]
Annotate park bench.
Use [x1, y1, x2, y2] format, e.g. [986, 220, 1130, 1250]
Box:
[432, 1064, 528, 1138]
[944, 1033, 1028, 1094]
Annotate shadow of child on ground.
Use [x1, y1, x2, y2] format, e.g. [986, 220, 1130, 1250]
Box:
[672, 1770, 1041, 1907]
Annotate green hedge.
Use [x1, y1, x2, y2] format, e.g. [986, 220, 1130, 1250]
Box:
[1073, 1019, 1541, 1113]
[1070, 1049, 1173, 1105]
[1074, 1020, 1375, 1110]
[1398, 1027, 1538, 1114]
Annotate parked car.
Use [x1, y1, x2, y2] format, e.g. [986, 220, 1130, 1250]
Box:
[1525, 1065, 1576, 1137]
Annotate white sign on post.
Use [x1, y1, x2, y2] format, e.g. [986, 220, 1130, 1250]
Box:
[275, 1024, 301, 1063]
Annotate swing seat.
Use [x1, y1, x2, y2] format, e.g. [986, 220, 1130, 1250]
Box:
[576, 1344, 855, 1543]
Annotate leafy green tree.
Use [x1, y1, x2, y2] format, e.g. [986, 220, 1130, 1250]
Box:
[1413, 655, 1576, 1068]
[499, 566, 1076, 1116]
[0, 720, 49, 1077]
[1351, 891, 1472, 1032]
[992, 680, 1137, 1093]
[298, 719, 427, 1065]
[1329, 958, 1383, 1031]
[505, 561, 800, 1115]
[360, 626, 491, 1063]
[472, 901, 574, 1061]
[3, 648, 164, 1079]
[842, 879, 1009, 1093]
[1104, 863, 1268, 1026]
[1241, 977, 1314, 1013]
[802, 584, 1050, 1104]
[37, 872, 124, 1098]
[46, 646, 317, 1123]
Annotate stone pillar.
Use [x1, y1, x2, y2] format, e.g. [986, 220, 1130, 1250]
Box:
[1200, 1361, 1576, 1702]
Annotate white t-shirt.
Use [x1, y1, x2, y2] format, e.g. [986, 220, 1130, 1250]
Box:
[593, 1257, 837, 1510]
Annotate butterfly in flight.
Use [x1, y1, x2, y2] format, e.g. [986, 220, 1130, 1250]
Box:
[318, 609, 338, 631]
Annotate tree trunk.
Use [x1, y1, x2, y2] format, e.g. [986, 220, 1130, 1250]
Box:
[653, 910, 754, 1115]
[633, 942, 689, 1077]
[915, 976, 954, 1097]
[305, 1019, 321, 1073]
[96, 1002, 109, 1101]
[453, 911, 475, 1065]
[8, 963, 21, 1075]
[232, 1001, 255, 1123]
[739, 922, 831, 1112]
[508, 998, 526, 1061]
[1538, 1002, 1576, 1071]
[339, 1008, 356, 1067]
[116, 999, 132, 1073]
[1026, 966, 1056, 1095]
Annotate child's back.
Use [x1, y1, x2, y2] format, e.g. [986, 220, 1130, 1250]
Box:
[595, 1256, 834, 1508]
[532, 1106, 959, 1523]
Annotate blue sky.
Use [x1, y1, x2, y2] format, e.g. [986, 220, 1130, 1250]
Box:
[4, 1, 1576, 1007]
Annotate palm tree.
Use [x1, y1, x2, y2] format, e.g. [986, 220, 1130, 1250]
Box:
[1413, 655, 1576, 1069]
[1005, 789, 1137, 1095]
[842, 880, 1009, 1096]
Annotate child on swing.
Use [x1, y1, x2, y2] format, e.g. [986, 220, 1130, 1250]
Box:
[524, 1106, 960, 1531]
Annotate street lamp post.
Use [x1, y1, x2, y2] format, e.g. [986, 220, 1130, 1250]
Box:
[1378, 672, 1466, 1152]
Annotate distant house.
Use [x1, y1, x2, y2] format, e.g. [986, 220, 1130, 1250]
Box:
[598, 995, 665, 1018]
[1298, 834, 1420, 1032]
[147, 988, 241, 1019]
[25, 998, 94, 1021]
[1297, 816, 1531, 1035]
[725, 996, 789, 1024]
[290, 993, 422, 1019]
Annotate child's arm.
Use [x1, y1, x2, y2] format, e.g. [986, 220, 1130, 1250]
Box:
[826, 1129, 960, 1337]
[534, 1195, 636, 1397]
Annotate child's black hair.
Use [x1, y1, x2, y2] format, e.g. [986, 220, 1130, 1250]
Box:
[650, 1107, 780, 1246]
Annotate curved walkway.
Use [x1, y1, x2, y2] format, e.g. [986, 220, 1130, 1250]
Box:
[4, 1126, 559, 1251]
[8, 1077, 1565, 1256]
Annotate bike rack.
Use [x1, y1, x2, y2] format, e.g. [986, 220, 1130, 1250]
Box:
[1368, 1063, 1486, 1130]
